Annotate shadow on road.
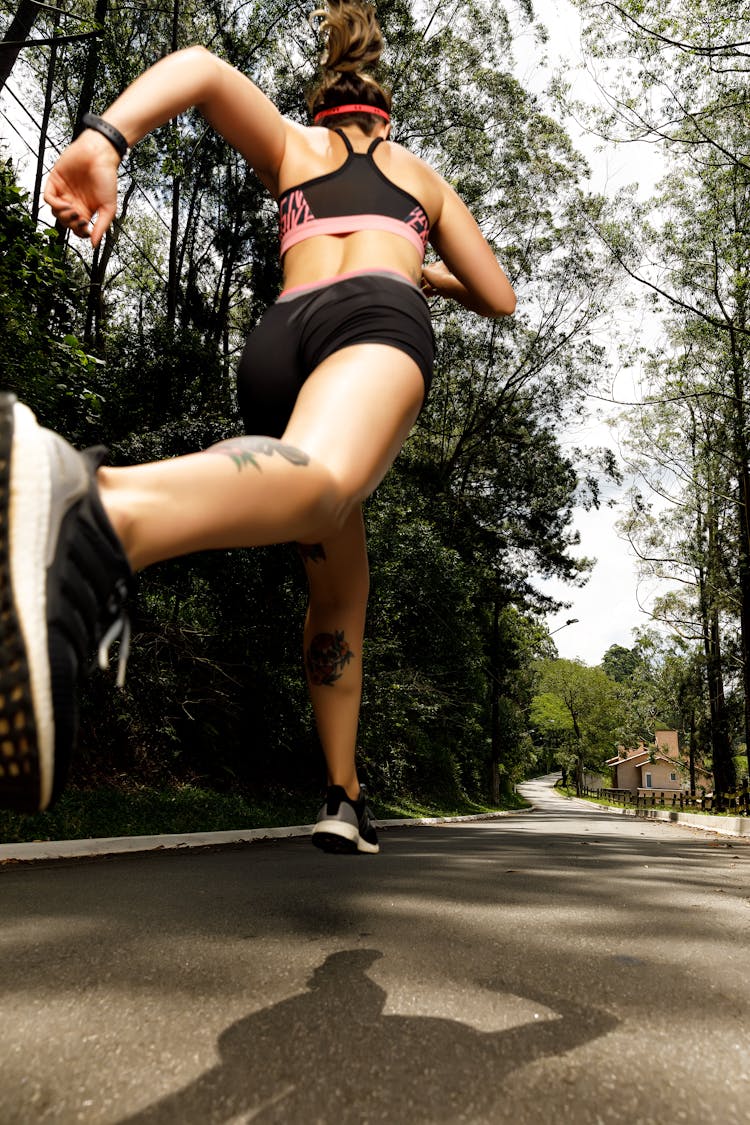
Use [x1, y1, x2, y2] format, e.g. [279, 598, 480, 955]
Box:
[116, 948, 617, 1124]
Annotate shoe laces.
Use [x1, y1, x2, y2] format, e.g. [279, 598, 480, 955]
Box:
[97, 578, 131, 688]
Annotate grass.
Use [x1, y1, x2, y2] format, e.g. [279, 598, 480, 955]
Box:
[376, 790, 529, 820]
[0, 784, 530, 845]
[557, 784, 749, 819]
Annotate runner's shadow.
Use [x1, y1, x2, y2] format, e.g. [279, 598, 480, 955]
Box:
[117, 949, 616, 1124]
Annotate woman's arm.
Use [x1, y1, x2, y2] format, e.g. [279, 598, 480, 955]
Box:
[44, 46, 289, 247]
[427, 180, 516, 318]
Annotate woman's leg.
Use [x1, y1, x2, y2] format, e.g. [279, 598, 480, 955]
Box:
[299, 506, 369, 801]
[99, 344, 424, 571]
[0, 345, 424, 813]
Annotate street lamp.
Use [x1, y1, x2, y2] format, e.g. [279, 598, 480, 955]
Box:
[549, 618, 578, 635]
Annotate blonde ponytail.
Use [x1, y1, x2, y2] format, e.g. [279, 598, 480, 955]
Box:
[307, 1, 391, 129]
[312, 0, 383, 73]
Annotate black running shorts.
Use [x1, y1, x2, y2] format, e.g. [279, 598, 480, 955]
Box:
[236, 270, 434, 438]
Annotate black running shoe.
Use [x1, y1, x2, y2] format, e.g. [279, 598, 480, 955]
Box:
[0, 395, 133, 812]
[312, 785, 380, 854]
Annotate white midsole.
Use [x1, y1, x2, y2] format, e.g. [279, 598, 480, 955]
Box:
[312, 817, 380, 853]
[9, 403, 53, 809]
[312, 818, 359, 844]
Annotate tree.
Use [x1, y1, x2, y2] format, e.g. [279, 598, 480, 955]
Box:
[568, 0, 748, 789]
[572, 0, 750, 174]
[0, 0, 42, 92]
[0, 159, 98, 431]
[619, 629, 712, 795]
[618, 366, 739, 793]
[600, 643, 639, 683]
[0, 0, 621, 804]
[531, 659, 624, 793]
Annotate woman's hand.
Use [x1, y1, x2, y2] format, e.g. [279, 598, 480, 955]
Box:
[420, 261, 460, 299]
[44, 130, 121, 248]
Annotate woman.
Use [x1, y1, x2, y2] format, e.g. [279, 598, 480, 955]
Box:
[0, 1, 515, 849]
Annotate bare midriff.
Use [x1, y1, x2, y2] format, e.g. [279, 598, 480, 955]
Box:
[281, 229, 424, 292]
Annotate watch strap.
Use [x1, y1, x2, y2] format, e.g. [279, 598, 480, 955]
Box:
[81, 113, 128, 160]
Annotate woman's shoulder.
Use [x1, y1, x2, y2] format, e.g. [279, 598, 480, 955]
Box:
[379, 140, 447, 215]
[276, 123, 339, 191]
[282, 120, 334, 156]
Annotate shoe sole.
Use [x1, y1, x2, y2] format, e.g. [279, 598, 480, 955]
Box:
[312, 818, 380, 855]
[0, 395, 53, 811]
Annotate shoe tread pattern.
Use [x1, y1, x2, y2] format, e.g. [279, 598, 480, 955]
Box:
[312, 830, 359, 855]
[0, 395, 40, 812]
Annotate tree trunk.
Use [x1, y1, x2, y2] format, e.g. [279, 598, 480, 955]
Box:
[31, 8, 60, 222]
[688, 705, 696, 796]
[166, 172, 181, 326]
[83, 180, 135, 345]
[728, 318, 750, 780]
[569, 713, 583, 795]
[71, 0, 108, 139]
[177, 178, 202, 329]
[0, 0, 40, 92]
[692, 408, 736, 797]
[489, 598, 500, 804]
[702, 603, 735, 795]
[211, 214, 242, 344]
[165, 0, 181, 326]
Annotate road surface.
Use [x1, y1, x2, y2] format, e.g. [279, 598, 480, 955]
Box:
[1, 775, 749, 1123]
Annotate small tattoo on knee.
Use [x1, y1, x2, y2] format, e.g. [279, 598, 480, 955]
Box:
[210, 436, 310, 472]
[298, 542, 327, 564]
[307, 630, 354, 686]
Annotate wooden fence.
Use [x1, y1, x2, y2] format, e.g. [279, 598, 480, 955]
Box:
[580, 780, 750, 816]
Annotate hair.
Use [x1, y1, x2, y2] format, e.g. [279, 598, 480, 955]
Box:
[307, 0, 392, 135]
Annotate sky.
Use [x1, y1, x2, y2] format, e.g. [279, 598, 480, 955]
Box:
[516, 0, 667, 665]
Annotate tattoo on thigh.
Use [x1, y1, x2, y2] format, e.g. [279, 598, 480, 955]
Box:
[307, 630, 355, 686]
[210, 436, 310, 472]
[297, 542, 327, 564]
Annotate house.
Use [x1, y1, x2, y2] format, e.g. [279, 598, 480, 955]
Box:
[605, 731, 712, 795]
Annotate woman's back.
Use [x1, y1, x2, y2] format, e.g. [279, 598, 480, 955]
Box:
[277, 124, 444, 292]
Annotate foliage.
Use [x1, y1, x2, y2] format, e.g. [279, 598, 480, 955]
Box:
[0, 1, 618, 811]
[600, 643, 639, 684]
[0, 781, 528, 845]
[531, 658, 624, 790]
[0, 160, 99, 430]
[568, 0, 749, 790]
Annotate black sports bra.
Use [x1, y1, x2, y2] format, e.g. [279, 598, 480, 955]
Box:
[278, 130, 430, 259]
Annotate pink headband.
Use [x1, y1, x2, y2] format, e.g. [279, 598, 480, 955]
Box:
[313, 103, 390, 123]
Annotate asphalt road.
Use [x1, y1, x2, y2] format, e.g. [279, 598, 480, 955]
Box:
[1, 775, 749, 1125]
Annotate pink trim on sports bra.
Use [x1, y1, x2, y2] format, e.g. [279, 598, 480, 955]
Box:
[279, 213, 428, 258]
[278, 130, 430, 262]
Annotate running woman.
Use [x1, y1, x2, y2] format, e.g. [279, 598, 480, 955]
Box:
[0, 0, 515, 852]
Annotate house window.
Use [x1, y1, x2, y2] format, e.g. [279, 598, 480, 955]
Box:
[670, 772, 677, 782]
[645, 773, 653, 788]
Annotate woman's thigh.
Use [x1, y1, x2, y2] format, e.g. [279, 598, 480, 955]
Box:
[282, 342, 425, 503]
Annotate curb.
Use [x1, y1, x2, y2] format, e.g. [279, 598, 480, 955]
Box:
[0, 806, 533, 865]
[571, 796, 750, 839]
[609, 803, 750, 838]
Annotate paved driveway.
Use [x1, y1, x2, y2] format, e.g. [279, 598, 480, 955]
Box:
[1, 776, 748, 1123]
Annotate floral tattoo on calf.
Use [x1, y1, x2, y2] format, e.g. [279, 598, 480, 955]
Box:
[211, 436, 310, 472]
[307, 630, 354, 686]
